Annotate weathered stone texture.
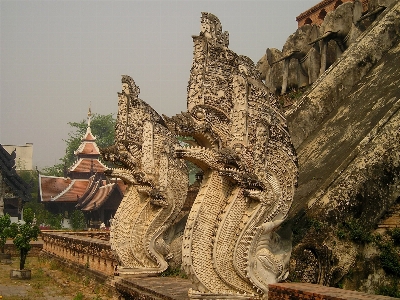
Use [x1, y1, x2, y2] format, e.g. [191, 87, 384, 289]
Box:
[287, 0, 400, 289]
[286, 0, 400, 149]
[291, 36, 400, 220]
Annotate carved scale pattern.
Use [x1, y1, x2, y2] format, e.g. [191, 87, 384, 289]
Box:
[102, 75, 188, 275]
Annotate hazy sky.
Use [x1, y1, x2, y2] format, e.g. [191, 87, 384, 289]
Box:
[1, 0, 318, 169]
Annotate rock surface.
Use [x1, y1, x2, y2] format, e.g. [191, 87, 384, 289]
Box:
[286, 1, 400, 290]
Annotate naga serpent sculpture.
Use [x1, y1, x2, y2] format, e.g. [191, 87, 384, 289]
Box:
[101, 75, 188, 275]
[163, 13, 298, 298]
[102, 12, 297, 299]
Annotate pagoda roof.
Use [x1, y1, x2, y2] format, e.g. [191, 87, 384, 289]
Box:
[74, 141, 100, 156]
[69, 158, 107, 173]
[76, 173, 126, 211]
[39, 175, 89, 202]
[75, 173, 106, 208]
[82, 126, 96, 142]
[80, 183, 121, 211]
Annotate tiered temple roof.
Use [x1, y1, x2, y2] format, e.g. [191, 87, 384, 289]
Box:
[67, 116, 107, 179]
[39, 110, 124, 222]
[75, 173, 125, 212]
[39, 176, 90, 202]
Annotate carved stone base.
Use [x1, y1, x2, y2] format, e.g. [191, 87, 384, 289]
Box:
[0, 253, 11, 264]
[10, 269, 31, 279]
[117, 267, 161, 276]
[0, 253, 11, 259]
[188, 289, 260, 299]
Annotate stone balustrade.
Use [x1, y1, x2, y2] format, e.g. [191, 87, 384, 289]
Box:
[41, 231, 117, 276]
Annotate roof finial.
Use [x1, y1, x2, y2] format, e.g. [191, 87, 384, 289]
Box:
[87, 103, 92, 127]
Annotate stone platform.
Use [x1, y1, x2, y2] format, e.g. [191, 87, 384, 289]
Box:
[270, 283, 397, 300]
[115, 276, 193, 300]
[114, 277, 398, 300]
[38, 232, 398, 299]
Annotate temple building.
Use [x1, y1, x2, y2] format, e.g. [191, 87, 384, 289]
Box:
[296, 0, 369, 27]
[2, 143, 33, 171]
[39, 110, 125, 228]
[0, 144, 32, 220]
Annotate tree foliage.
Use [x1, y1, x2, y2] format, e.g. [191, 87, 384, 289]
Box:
[8, 208, 41, 270]
[70, 210, 86, 231]
[17, 170, 38, 201]
[42, 113, 115, 176]
[23, 201, 63, 229]
[0, 214, 12, 253]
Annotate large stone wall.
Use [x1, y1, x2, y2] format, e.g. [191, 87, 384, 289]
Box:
[286, 0, 400, 290]
[287, 0, 399, 149]
[4, 240, 42, 257]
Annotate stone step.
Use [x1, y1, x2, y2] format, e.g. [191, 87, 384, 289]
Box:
[115, 276, 193, 300]
[270, 282, 399, 299]
[378, 203, 400, 228]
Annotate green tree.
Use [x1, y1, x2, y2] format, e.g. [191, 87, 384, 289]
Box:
[8, 208, 41, 270]
[47, 213, 63, 230]
[23, 201, 50, 227]
[70, 210, 86, 231]
[23, 201, 64, 229]
[42, 113, 115, 176]
[17, 170, 39, 200]
[0, 214, 12, 253]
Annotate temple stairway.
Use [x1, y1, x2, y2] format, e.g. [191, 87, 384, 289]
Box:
[377, 201, 400, 231]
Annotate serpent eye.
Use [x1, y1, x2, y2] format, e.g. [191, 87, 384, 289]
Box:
[193, 107, 206, 121]
[233, 143, 243, 154]
[196, 111, 205, 119]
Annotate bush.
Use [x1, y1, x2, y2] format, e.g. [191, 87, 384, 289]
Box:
[23, 201, 65, 229]
[47, 213, 63, 229]
[8, 208, 41, 270]
[379, 242, 400, 276]
[0, 214, 12, 253]
[307, 218, 324, 232]
[160, 266, 187, 278]
[70, 210, 86, 231]
[337, 220, 373, 244]
[376, 279, 400, 298]
[391, 228, 400, 246]
[73, 292, 84, 300]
